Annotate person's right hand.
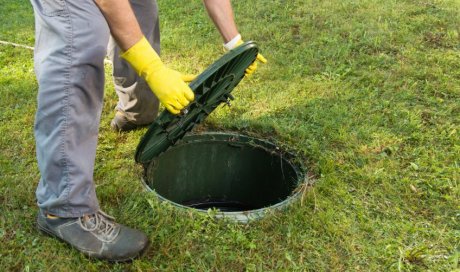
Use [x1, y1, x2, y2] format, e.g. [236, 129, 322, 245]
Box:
[121, 36, 195, 114]
[143, 66, 195, 114]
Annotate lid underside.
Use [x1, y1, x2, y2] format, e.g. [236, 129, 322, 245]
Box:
[135, 41, 259, 164]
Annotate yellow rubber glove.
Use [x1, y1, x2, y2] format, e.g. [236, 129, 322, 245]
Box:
[235, 39, 267, 76]
[224, 35, 267, 76]
[121, 37, 195, 115]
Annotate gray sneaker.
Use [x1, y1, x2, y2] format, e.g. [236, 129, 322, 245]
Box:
[110, 112, 148, 132]
[37, 210, 149, 262]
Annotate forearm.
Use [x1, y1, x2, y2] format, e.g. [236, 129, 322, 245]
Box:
[203, 0, 239, 43]
[93, 0, 143, 51]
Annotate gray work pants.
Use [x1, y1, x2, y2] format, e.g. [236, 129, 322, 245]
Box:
[31, 0, 159, 217]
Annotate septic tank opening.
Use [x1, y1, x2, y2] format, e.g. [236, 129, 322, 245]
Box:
[142, 132, 304, 222]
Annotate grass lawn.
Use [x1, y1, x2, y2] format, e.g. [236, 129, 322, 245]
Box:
[1, 0, 459, 270]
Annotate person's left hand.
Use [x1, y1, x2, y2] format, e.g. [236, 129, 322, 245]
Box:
[243, 47, 267, 76]
[224, 35, 267, 76]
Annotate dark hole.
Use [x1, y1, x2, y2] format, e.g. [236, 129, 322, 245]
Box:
[144, 134, 300, 213]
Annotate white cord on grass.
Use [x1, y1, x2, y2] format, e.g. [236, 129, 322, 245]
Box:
[0, 39, 112, 64]
[0, 40, 34, 50]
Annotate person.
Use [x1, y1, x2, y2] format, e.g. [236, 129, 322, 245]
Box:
[30, 0, 266, 262]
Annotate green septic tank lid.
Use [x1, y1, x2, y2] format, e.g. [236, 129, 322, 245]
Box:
[135, 41, 259, 164]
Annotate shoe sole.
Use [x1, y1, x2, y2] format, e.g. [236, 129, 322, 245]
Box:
[36, 220, 150, 262]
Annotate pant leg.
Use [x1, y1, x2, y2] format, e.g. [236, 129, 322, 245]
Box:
[31, 0, 110, 217]
[108, 0, 160, 125]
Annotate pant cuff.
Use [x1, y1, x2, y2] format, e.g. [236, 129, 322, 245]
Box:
[40, 205, 100, 218]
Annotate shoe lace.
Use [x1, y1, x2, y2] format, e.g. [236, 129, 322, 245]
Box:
[78, 210, 118, 241]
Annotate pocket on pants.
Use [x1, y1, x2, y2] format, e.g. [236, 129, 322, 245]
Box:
[40, 0, 66, 16]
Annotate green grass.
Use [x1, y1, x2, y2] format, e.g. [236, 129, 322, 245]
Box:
[1, 0, 459, 270]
